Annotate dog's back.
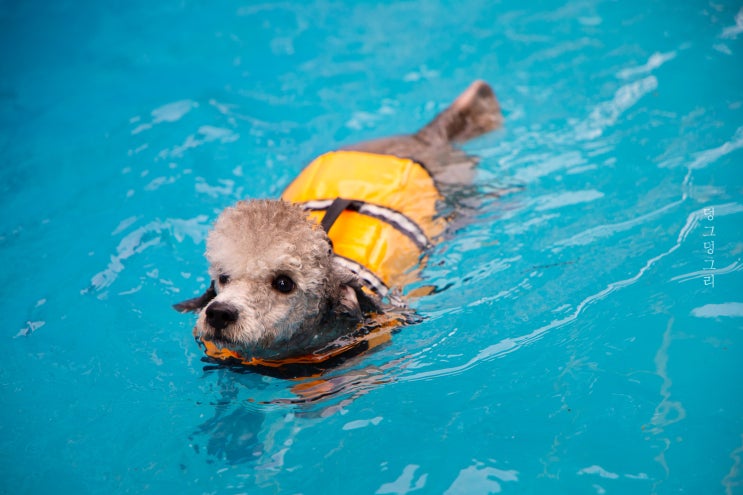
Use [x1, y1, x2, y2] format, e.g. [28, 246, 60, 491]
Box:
[281, 80, 502, 296]
[344, 80, 502, 187]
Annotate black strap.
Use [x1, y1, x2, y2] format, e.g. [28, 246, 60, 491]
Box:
[321, 197, 353, 233]
[306, 198, 431, 249]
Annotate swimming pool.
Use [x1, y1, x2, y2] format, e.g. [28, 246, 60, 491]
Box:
[2, 0, 742, 493]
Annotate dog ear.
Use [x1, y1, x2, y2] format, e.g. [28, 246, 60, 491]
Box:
[337, 285, 364, 320]
[330, 259, 383, 320]
[173, 280, 216, 313]
[353, 284, 383, 314]
[337, 280, 383, 319]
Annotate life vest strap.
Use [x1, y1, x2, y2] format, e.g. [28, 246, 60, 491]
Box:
[332, 255, 389, 296]
[301, 198, 431, 250]
[320, 197, 354, 233]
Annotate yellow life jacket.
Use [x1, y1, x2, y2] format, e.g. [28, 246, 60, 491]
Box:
[200, 150, 442, 374]
[282, 150, 445, 294]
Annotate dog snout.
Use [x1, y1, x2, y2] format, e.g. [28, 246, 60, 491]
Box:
[205, 301, 239, 331]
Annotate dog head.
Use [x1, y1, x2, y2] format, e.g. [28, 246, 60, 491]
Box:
[174, 200, 381, 360]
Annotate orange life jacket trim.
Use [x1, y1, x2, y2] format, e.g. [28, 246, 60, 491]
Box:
[197, 314, 400, 370]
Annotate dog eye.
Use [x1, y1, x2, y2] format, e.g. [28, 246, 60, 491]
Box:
[272, 274, 295, 294]
[218, 274, 230, 285]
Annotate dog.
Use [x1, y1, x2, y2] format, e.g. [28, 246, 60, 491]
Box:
[175, 80, 502, 371]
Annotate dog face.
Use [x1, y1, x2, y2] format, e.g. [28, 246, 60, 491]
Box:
[175, 200, 379, 360]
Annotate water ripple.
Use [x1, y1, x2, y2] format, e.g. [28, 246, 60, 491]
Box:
[720, 7, 743, 39]
[575, 76, 658, 140]
[647, 318, 686, 479]
[672, 260, 743, 285]
[445, 460, 519, 494]
[722, 434, 743, 495]
[131, 100, 198, 135]
[401, 201, 714, 383]
[157, 125, 239, 160]
[87, 216, 210, 293]
[512, 150, 586, 183]
[687, 126, 743, 171]
[617, 51, 676, 80]
[691, 302, 743, 318]
[552, 199, 684, 252]
[533, 189, 604, 211]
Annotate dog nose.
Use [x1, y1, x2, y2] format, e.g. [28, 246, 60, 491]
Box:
[205, 301, 239, 331]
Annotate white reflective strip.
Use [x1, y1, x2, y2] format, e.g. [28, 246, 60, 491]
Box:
[333, 256, 389, 296]
[299, 199, 334, 210]
[298, 199, 430, 249]
[357, 203, 429, 248]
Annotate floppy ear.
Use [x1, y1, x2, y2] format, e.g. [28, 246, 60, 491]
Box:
[173, 281, 216, 313]
[337, 285, 364, 320]
[354, 284, 383, 314]
[337, 280, 383, 319]
[329, 258, 383, 320]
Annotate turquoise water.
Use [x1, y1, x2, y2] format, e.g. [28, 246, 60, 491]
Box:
[2, 0, 742, 493]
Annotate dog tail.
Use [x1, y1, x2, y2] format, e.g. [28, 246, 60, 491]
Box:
[416, 80, 502, 145]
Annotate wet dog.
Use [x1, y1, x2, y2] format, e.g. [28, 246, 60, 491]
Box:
[175, 80, 502, 366]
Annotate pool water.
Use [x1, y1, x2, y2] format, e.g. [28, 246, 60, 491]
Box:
[2, 0, 742, 493]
